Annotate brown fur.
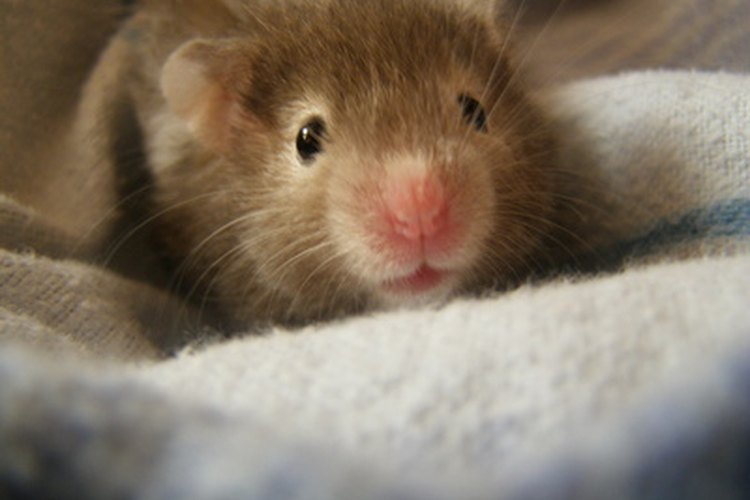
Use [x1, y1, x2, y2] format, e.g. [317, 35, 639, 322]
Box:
[97, 0, 559, 327]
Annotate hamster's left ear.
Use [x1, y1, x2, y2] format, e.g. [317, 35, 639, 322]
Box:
[457, 0, 511, 30]
[161, 38, 256, 153]
[455, 0, 520, 54]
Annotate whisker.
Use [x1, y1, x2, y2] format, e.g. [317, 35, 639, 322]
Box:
[458, 0, 530, 153]
[98, 191, 223, 269]
[73, 182, 153, 253]
[485, 0, 570, 126]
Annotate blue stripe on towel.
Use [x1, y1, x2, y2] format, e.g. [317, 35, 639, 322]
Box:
[617, 197, 750, 254]
[577, 198, 750, 272]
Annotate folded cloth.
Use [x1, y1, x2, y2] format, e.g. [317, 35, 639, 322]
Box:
[0, 194, 199, 360]
[544, 70, 750, 263]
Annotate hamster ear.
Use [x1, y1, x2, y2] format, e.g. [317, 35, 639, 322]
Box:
[453, 1, 518, 57]
[160, 39, 251, 153]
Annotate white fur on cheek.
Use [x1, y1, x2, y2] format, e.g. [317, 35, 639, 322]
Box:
[146, 110, 195, 174]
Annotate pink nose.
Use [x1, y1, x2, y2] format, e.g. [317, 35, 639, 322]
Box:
[383, 175, 448, 241]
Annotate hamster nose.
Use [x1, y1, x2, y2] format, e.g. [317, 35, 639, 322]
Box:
[384, 175, 448, 241]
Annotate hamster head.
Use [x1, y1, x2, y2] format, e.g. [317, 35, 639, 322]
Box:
[155, 0, 556, 325]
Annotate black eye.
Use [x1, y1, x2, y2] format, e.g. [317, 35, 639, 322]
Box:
[458, 94, 488, 132]
[296, 118, 326, 162]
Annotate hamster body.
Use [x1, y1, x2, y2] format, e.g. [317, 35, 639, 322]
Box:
[110, 0, 559, 326]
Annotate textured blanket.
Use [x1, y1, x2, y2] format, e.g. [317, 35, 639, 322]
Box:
[1, 1, 750, 499]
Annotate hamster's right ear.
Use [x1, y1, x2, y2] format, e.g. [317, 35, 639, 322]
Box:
[161, 39, 255, 154]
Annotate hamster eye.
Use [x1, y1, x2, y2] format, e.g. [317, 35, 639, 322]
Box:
[296, 118, 326, 162]
[458, 94, 488, 132]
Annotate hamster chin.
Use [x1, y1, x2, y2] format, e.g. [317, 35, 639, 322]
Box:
[371, 266, 461, 310]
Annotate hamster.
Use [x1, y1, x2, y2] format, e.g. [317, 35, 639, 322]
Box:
[103, 0, 560, 327]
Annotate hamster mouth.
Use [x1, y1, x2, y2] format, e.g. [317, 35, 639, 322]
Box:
[380, 264, 450, 295]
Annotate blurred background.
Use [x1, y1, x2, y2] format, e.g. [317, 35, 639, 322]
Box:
[517, 0, 750, 82]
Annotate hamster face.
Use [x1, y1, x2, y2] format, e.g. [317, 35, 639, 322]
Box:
[153, 0, 556, 325]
